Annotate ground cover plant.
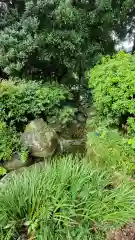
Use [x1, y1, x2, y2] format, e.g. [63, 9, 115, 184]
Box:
[87, 128, 135, 176]
[0, 155, 135, 240]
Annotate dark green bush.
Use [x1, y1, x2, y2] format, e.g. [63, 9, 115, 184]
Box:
[89, 51, 135, 147]
[0, 155, 135, 239]
[0, 80, 75, 131]
[0, 121, 19, 161]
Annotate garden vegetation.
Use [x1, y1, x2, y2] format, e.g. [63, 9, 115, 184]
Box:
[0, 0, 135, 239]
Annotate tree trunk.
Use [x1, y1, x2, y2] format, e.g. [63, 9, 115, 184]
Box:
[76, 58, 82, 107]
[132, 35, 135, 54]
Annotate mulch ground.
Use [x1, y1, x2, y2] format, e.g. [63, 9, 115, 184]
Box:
[108, 223, 135, 240]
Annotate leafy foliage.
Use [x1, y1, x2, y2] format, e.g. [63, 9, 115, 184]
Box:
[0, 80, 75, 131]
[90, 51, 135, 145]
[87, 128, 135, 176]
[0, 155, 135, 239]
[0, 0, 124, 82]
[0, 121, 19, 161]
[0, 166, 7, 176]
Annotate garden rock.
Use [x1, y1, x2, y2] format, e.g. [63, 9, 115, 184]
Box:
[77, 113, 86, 123]
[3, 152, 25, 171]
[59, 139, 85, 154]
[21, 119, 58, 158]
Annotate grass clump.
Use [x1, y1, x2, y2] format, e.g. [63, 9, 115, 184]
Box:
[0, 155, 135, 239]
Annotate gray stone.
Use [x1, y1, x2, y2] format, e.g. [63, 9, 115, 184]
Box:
[21, 119, 58, 158]
[88, 106, 96, 117]
[59, 138, 85, 154]
[77, 113, 86, 123]
[2, 152, 25, 171]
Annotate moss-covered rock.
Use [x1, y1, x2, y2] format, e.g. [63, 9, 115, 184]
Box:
[21, 119, 58, 158]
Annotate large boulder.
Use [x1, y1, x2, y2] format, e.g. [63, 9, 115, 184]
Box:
[21, 119, 58, 158]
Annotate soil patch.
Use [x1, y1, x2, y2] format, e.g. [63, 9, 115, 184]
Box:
[108, 223, 135, 240]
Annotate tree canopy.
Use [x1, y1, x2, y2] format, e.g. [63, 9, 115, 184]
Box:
[0, 0, 134, 84]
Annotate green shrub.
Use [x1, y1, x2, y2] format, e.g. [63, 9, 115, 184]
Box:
[87, 129, 135, 176]
[0, 167, 7, 176]
[0, 120, 30, 162]
[0, 155, 135, 239]
[89, 51, 135, 134]
[0, 121, 19, 161]
[0, 80, 75, 131]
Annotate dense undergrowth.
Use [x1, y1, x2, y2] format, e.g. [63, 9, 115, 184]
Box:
[1, 156, 135, 240]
